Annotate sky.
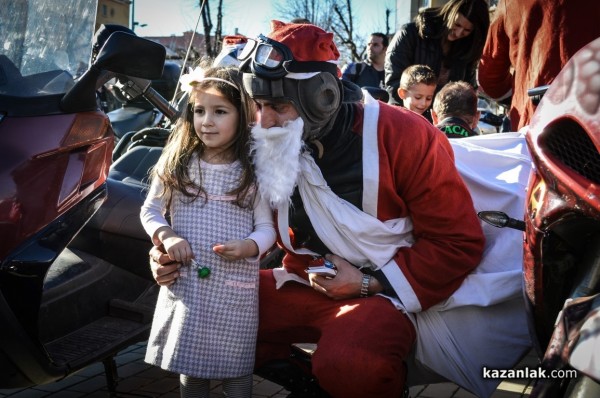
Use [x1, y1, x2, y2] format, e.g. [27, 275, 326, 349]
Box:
[132, 0, 396, 43]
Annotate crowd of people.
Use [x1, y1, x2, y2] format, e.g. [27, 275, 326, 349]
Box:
[346, 0, 599, 138]
[138, 0, 600, 397]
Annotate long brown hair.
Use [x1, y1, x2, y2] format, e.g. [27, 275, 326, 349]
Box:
[151, 64, 256, 208]
[417, 0, 490, 63]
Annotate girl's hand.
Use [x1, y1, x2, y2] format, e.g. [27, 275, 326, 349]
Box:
[163, 235, 194, 264]
[155, 226, 194, 264]
[213, 239, 258, 261]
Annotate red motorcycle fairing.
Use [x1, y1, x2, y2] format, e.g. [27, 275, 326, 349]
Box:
[0, 112, 113, 260]
[523, 36, 600, 380]
[1, 4, 168, 387]
[0, 110, 113, 333]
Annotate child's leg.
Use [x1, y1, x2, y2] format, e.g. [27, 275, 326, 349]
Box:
[222, 374, 253, 398]
[179, 374, 210, 398]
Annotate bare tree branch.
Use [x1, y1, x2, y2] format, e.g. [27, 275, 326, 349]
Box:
[214, 0, 223, 53]
[273, 0, 335, 30]
[331, 0, 361, 61]
[201, 0, 214, 57]
[385, 8, 391, 36]
[272, 0, 380, 64]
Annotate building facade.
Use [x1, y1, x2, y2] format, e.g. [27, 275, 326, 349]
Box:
[95, 0, 131, 33]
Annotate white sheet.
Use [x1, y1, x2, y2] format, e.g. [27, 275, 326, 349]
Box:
[414, 132, 533, 397]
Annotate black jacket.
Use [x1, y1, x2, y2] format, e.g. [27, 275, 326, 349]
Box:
[341, 60, 385, 89]
[384, 14, 478, 104]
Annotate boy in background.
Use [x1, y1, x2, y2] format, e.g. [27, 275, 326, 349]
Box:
[397, 64, 437, 122]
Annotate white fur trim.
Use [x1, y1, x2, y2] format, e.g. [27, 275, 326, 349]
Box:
[361, 90, 380, 216]
[381, 258, 422, 312]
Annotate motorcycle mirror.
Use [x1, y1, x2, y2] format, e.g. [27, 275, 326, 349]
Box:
[94, 32, 166, 80]
[61, 32, 166, 113]
[478, 211, 526, 231]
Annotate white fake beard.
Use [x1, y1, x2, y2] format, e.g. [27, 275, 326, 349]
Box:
[250, 117, 304, 208]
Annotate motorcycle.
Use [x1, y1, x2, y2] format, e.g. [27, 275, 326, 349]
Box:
[480, 36, 600, 397]
[0, 1, 171, 390]
[522, 35, 600, 397]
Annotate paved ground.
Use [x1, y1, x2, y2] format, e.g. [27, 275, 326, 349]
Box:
[0, 342, 537, 397]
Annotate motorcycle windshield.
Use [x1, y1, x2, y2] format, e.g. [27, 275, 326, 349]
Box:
[0, 0, 96, 98]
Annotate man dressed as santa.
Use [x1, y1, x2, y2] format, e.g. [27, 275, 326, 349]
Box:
[151, 20, 531, 398]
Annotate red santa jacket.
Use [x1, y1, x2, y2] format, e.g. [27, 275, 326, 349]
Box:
[281, 101, 485, 311]
[478, 0, 600, 131]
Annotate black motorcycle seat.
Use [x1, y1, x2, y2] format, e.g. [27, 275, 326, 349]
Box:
[109, 145, 162, 187]
[86, 178, 149, 241]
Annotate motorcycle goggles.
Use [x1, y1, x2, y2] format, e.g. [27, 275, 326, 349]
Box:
[237, 34, 338, 79]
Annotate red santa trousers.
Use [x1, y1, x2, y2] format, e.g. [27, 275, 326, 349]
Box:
[256, 269, 416, 398]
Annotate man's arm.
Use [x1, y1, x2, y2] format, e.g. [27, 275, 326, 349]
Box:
[310, 107, 484, 306]
[377, 107, 485, 311]
[478, 5, 513, 100]
[149, 245, 181, 286]
[384, 24, 417, 103]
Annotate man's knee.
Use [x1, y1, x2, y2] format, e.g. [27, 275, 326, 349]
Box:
[310, 302, 415, 397]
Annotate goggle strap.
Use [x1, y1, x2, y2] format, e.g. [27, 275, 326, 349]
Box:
[271, 79, 285, 97]
[284, 60, 338, 76]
